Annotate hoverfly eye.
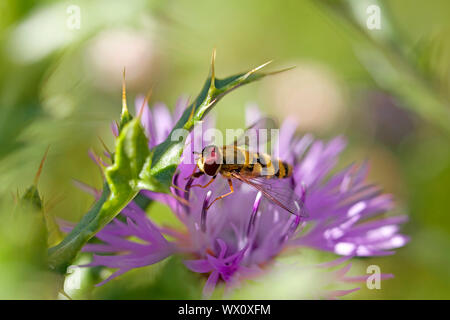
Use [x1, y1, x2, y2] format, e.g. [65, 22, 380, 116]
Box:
[201, 146, 220, 176]
[203, 146, 219, 164]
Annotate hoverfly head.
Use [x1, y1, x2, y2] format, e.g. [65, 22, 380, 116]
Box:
[199, 145, 222, 176]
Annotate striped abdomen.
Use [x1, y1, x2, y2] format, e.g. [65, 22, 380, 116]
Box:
[220, 146, 292, 179]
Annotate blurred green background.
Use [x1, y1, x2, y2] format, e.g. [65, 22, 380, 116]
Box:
[0, 0, 449, 299]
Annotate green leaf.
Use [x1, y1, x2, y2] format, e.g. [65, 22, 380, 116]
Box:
[48, 118, 148, 273]
[19, 147, 64, 248]
[118, 69, 133, 132]
[48, 53, 289, 273]
[21, 185, 43, 211]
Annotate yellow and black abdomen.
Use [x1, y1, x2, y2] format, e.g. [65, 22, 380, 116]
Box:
[220, 146, 292, 179]
[248, 152, 292, 179]
[274, 158, 292, 179]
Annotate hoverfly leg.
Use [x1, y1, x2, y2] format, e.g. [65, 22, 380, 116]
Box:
[185, 167, 204, 180]
[192, 175, 217, 189]
[169, 193, 191, 207]
[171, 183, 188, 193]
[206, 179, 234, 209]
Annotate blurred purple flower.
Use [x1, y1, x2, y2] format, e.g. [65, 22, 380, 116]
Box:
[360, 90, 417, 146]
[75, 96, 409, 298]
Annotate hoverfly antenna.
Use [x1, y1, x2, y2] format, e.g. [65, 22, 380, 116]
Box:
[192, 151, 201, 162]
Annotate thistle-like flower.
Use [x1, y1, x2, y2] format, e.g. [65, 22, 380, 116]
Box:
[74, 96, 409, 298]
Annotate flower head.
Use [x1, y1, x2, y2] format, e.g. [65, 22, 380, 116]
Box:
[78, 97, 409, 298]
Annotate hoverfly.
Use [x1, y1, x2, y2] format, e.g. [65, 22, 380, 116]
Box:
[188, 117, 307, 217]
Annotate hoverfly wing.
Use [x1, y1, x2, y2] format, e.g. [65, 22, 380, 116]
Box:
[231, 172, 308, 217]
[231, 117, 278, 153]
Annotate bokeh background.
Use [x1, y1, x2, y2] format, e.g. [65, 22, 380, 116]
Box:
[0, 0, 449, 299]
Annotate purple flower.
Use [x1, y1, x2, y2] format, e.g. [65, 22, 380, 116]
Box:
[78, 96, 409, 298]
